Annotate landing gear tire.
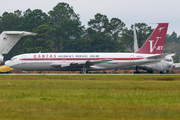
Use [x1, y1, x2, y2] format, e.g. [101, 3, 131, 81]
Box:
[147, 70, 153, 74]
[160, 71, 167, 74]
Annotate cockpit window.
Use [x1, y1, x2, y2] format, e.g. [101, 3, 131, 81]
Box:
[165, 59, 172, 62]
[10, 58, 17, 61]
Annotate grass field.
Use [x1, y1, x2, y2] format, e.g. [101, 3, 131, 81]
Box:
[0, 75, 180, 120]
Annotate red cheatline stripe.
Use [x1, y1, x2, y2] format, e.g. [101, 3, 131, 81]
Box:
[20, 58, 144, 61]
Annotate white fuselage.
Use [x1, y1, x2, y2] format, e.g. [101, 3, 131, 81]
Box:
[5, 53, 162, 71]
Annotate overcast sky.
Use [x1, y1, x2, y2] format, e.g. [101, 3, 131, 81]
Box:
[1, 0, 180, 35]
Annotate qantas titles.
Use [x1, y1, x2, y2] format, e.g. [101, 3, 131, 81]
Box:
[33, 54, 100, 58]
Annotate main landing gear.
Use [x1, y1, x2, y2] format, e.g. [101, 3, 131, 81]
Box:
[82, 67, 87, 74]
[81, 61, 91, 74]
[134, 66, 140, 74]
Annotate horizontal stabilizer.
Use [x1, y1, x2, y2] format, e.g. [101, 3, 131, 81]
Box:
[146, 53, 170, 60]
[165, 53, 175, 57]
[4, 31, 36, 36]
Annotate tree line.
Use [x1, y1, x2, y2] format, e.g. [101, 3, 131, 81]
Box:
[0, 2, 180, 62]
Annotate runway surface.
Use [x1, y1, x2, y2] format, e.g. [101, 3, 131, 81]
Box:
[1, 73, 179, 75]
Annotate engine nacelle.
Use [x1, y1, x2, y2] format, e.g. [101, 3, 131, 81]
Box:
[0, 56, 4, 64]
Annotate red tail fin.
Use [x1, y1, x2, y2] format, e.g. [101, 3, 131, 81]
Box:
[135, 23, 168, 54]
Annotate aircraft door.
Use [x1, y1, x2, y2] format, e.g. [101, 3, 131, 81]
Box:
[130, 55, 134, 63]
[63, 58, 66, 63]
[22, 55, 26, 64]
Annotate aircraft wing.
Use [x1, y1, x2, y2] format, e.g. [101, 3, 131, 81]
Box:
[50, 59, 113, 68]
[50, 63, 71, 68]
[91, 59, 113, 64]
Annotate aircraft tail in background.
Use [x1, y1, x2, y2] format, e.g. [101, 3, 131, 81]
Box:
[0, 31, 36, 64]
[0, 31, 36, 54]
[135, 23, 168, 54]
[133, 24, 139, 52]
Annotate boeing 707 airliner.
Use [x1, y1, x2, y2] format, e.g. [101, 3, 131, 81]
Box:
[5, 23, 169, 74]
